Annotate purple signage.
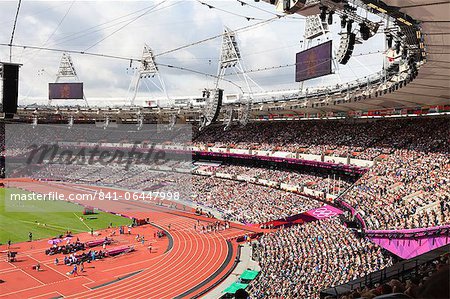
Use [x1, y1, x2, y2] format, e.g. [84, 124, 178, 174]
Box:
[305, 205, 343, 220]
[370, 234, 450, 259]
[295, 40, 332, 82]
[193, 151, 368, 175]
[49, 83, 84, 100]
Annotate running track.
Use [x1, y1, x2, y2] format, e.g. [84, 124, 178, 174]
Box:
[1, 180, 261, 298]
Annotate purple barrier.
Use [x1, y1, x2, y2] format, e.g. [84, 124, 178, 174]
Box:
[235, 232, 263, 242]
[365, 225, 450, 236]
[334, 200, 450, 259]
[370, 235, 450, 259]
[355, 215, 366, 229]
[85, 239, 110, 248]
[53, 144, 368, 175]
[258, 205, 343, 228]
[366, 225, 450, 259]
[194, 151, 368, 175]
[304, 205, 343, 220]
[106, 245, 133, 257]
[336, 200, 367, 229]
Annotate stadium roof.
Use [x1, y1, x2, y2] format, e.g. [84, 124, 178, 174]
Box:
[11, 0, 450, 121]
[253, 0, 450, 116]
[365, 0, 450, 109]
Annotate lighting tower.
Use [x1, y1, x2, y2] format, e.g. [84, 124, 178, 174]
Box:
[200, 27, 262, 130]
[51, 53, 88, 106]
[128, 44, 168, 106]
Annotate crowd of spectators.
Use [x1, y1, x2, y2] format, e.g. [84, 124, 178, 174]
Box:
[7, 117, 449, 230]
[191, 176, 321, 224]
[250, 218, 393, 298]
[3, 117, 449, 298]
[194, 118, 415, 159]
[194, 117, 447, 159]
[342, 149, 449, 229]
[334, 252, 449, 299]
[30, 162, 190, 193]
[198, 164, 351, 194]
[28, 160, 329, 224]
[25, 161, 330, 224]
[195, 117, 449, 230]
[4, 122, 190, 150]
[341, 120, 449, 229]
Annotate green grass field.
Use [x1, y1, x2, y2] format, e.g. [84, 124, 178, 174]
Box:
[0, 188, 132, 244]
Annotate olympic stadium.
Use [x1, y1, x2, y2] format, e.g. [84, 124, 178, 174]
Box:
[0, 1, 449, 298]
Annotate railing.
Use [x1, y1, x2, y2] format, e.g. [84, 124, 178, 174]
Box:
[250, 70, 385, 105]
[365, 225, 450, 239]
[193, 150, 368, 175]
[320, 244, 450, 298]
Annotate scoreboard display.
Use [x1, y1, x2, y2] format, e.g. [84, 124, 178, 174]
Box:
[49, 83, 83, 100]
[295, 41, 332, 82]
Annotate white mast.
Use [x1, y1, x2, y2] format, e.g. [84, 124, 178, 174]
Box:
[128, 44, 168, 106]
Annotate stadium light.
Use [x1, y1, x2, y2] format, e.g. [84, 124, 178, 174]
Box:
[320, 6, 327, 22]
[359, 23, 370, 40]
[340, 15, 347, 29]
[387, 34, 393, 48]
[336, 32, 356, 65]
[346, 19, 353, 33]
[367, 2, 387, 14]
[395, 41, 401, 54]
[104, 116, 110, 130]
[328, 11, 334, 25]
[32, 115, 38, 128]
[68, 116, 74, 129]
[402, 47, 408, 59]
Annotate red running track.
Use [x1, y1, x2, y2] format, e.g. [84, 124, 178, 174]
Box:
[1, 180, 260, 298]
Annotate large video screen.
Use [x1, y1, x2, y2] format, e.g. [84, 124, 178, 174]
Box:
[49, 83, 83, 100]
[295, 41, 332, 82]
